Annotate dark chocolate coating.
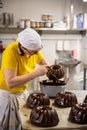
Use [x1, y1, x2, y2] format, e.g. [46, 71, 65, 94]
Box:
[47, 64, 65, 81]
[26, 92, 50, 108]
[30, 105, 59, 127]
[68, 103, 87, 124]
[55, 91, 78, 108]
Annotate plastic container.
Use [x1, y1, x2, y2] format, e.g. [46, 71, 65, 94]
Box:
[19, 19, 25, 28]
[44, 21, 52, 28]
[25, 19, 30, 28]
[77, 14, 83, 29]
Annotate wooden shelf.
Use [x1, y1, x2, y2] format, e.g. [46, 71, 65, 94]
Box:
[36, 28, 87, 35]
[0, 27, 86, 35]
[0, 27, 23, 34]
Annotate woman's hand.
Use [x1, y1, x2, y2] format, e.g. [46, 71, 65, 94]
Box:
[34, 65, 48, 77]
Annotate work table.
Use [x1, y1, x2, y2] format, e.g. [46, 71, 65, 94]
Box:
[18, 90, 87, 130]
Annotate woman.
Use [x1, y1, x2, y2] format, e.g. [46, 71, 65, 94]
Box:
[0, 28, 49, 129]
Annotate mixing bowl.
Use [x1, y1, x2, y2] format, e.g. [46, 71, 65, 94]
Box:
[40, 80, 67, 98]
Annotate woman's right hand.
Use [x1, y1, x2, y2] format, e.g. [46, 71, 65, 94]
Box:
[34, 65, 48, 77]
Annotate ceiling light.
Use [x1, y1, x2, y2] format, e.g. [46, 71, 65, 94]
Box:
[82, 0, 87, 2]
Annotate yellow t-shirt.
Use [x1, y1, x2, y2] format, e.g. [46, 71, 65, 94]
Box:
[0, 41, 44, 93]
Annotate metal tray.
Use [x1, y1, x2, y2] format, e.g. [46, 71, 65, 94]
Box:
[18, 90, 87, 130]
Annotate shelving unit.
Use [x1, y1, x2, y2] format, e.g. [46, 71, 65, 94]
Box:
[0, 27, 86, 35]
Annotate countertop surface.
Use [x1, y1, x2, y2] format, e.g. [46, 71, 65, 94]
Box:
[18, 90, 87, 130]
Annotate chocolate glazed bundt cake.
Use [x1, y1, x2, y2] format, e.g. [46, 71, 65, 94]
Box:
[26, 92, 50, 108]
[83, 95, 87, 103]
[30, 105, 59, 127]
[68, 103, 87, 124]
[46, 64, 65, 81]
[54, 92, 78, 108]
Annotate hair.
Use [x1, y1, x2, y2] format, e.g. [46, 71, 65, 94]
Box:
[18, 43, 25, 56]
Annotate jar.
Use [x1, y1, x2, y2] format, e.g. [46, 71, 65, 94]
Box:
[30, 20, 36, 28]
[35, 21, 40, 28]
[42, 15, 48, 21]
[40, 21, 44, 28]
[19, 19, 25, 28]
[45, 21, 52, 28]
[25, 19, 30, 28]
[48, 15, 53, 21]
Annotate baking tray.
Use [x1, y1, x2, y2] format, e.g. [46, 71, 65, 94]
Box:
[18, 95, 87, 130]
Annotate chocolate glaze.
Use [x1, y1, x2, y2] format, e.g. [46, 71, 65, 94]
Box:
[40, 79, 66, 86]
[47, 64, 65, 81]
[68, 103, 87, 124]
[55, 92, 78, 108]
[83, 95, 87, 103]
[30, 105, 59, 127]
[26, 92, 50, 108]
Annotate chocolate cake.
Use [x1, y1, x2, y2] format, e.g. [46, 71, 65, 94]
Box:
[54, 91, 78, 108]
[83, 95, 87, 103]
[26, 92, 50, 108]
[68, 103, 87, 124]
[46, 64, 65, 81]
[30, 105, 59, 127]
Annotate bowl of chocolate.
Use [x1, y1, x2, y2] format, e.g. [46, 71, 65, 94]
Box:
[40, 64, 67, 98]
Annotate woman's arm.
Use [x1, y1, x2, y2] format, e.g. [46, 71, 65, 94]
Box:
[38, 58, 49, 66]
[4, 65, 48, 89]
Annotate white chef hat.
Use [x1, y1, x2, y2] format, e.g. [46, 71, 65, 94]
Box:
[17, 28, 42, 50]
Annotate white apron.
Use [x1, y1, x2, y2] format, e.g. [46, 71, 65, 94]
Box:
[0, 89, 22, 130]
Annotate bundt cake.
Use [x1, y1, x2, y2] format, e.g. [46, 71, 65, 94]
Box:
[46, 64, 65, 81]
[30, 105, 59, 127]
[83, 95, 87, 103]
[54, 91, 78, 108]
[68, 103, 87, 124]
[26, 92, 50, 108]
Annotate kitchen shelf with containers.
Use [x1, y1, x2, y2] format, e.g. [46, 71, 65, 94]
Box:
[0, 14, 87, 35]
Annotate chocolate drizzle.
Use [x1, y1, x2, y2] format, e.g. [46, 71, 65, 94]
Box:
[30, 106, 59, 127]
[54, 92, 78, 108]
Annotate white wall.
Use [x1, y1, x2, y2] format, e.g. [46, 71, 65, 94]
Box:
[0, 0, 86, 67]
[0, 0, 67, 27]
[0, 33, 82, 65]
[0, 0, 87, 27]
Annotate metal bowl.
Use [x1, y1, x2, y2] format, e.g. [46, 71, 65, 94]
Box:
[40, 80, 67, 98]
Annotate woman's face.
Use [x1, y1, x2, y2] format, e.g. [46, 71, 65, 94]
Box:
[19, 44, 39, 58]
